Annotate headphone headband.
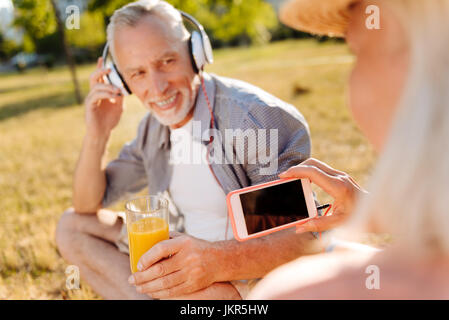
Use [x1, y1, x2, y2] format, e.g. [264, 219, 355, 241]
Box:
[180, 11, 213, 65]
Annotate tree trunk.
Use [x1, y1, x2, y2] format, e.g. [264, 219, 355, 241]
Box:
[50, 0, 82, 104]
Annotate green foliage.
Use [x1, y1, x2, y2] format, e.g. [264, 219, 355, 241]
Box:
[13, 0, 57, 48]
[88, 0, 134, 17]
[12, 0, 62, 56]
[89, 0, 279, 46]
[193, 0, 278, 45]
[13, 0, 105, 60]
[0, 32, 21, 60]
[66, 11, 106, 50]
[11, 0, 304, 60]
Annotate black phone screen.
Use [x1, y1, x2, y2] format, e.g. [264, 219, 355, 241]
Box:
[239, 180, 309, 235]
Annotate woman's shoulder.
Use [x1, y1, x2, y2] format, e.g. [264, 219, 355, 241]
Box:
[249, 250, 449, 299]
[249, 250, 377, 299]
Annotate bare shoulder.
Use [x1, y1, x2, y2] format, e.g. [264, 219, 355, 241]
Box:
[249, 250, 378, 300]
[249, 250, 449, 299]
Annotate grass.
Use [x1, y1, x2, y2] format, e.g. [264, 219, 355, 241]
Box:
[0, 39, 376, 299]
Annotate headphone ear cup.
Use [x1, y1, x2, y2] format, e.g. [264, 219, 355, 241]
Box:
[201, 32, 213, 64]
[190, 31, 206, 72]
[188, 35, 199, 74]
[106, 64, 130, 95]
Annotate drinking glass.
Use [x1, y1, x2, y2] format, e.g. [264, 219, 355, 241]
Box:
[125, 195, 169, 273]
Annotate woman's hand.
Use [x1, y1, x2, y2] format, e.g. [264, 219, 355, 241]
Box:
[279, 158, 368, 233]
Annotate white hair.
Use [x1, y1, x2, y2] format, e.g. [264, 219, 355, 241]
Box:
[106, 0, 189, 60]
[339, 0, 449, 257]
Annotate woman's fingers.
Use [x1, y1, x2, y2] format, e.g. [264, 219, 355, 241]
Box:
[295, 214, 343, 233]
[279, 165, 345, 199]
[347, 174, 364, 190]
[301, 158, 347, 176]
[280, 158, 365, 233]
[280, 164, 363, 210]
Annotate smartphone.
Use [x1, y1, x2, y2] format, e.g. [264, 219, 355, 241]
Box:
[226, 178, 317, 241]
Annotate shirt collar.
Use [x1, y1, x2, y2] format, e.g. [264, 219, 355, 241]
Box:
[158, 122, 171, 149]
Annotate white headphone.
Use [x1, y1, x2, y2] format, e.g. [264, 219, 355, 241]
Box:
[102, 10, 214, 95]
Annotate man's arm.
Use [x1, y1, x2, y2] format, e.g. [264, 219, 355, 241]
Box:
[72, 58, 124, 214]
[214, 229, 321, 281]
[72, 133, 110, 214]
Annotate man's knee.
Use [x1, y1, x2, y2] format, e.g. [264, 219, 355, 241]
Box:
[55, 208, 122, 258]
[55, 208, 85, 261]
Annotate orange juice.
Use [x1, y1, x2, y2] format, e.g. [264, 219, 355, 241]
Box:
[128, 216, 169, 273]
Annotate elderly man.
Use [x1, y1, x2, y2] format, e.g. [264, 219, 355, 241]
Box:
[56, 0, 316, 300]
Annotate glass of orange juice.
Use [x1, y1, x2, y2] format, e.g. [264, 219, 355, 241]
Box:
[125, 195, 169, 273]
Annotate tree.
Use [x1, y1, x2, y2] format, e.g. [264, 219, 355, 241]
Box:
[65, 10, 106, 51]
[13, 0, 58, 53]
[0, 31, 21, 61]
[13, 0, 82, 104]
[50, 0, 82, 104]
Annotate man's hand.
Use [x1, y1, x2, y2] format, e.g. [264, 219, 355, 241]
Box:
[72, 57, 125, 213]
[85, 57, 124, 139]
[279, 158, 368, 233]
[128, 232, 221, 299]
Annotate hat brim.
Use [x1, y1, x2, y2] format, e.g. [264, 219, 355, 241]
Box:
[279, 0, 359, 37]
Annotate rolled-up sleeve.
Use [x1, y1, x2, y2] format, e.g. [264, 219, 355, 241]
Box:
[102, 116, 150, 208]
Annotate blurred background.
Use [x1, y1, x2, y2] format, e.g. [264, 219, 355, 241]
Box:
[0, 0, 378, 299]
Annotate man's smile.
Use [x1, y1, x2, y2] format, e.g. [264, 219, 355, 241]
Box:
[150, 92, 179, 111]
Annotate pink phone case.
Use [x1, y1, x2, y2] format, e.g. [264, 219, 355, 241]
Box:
[226, 178, 315, 241]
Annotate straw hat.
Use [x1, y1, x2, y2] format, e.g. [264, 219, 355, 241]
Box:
[279, 0, 361, 37]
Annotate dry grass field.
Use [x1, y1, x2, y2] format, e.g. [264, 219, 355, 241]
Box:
[0, 39, 376, 299]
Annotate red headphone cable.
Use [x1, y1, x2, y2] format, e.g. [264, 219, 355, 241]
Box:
[199, 72, 231, 239]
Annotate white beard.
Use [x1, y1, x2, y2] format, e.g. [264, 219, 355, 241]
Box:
[149, 76, 200, 127]
[151, 86, 197, 127]
[153, 100, 193, 127]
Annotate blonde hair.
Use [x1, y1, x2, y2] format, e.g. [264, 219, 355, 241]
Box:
[340, 0, 449, 256]
[106, 0, 189, 60]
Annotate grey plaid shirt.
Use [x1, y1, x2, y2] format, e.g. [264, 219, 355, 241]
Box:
[102, 73, 311, 212]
